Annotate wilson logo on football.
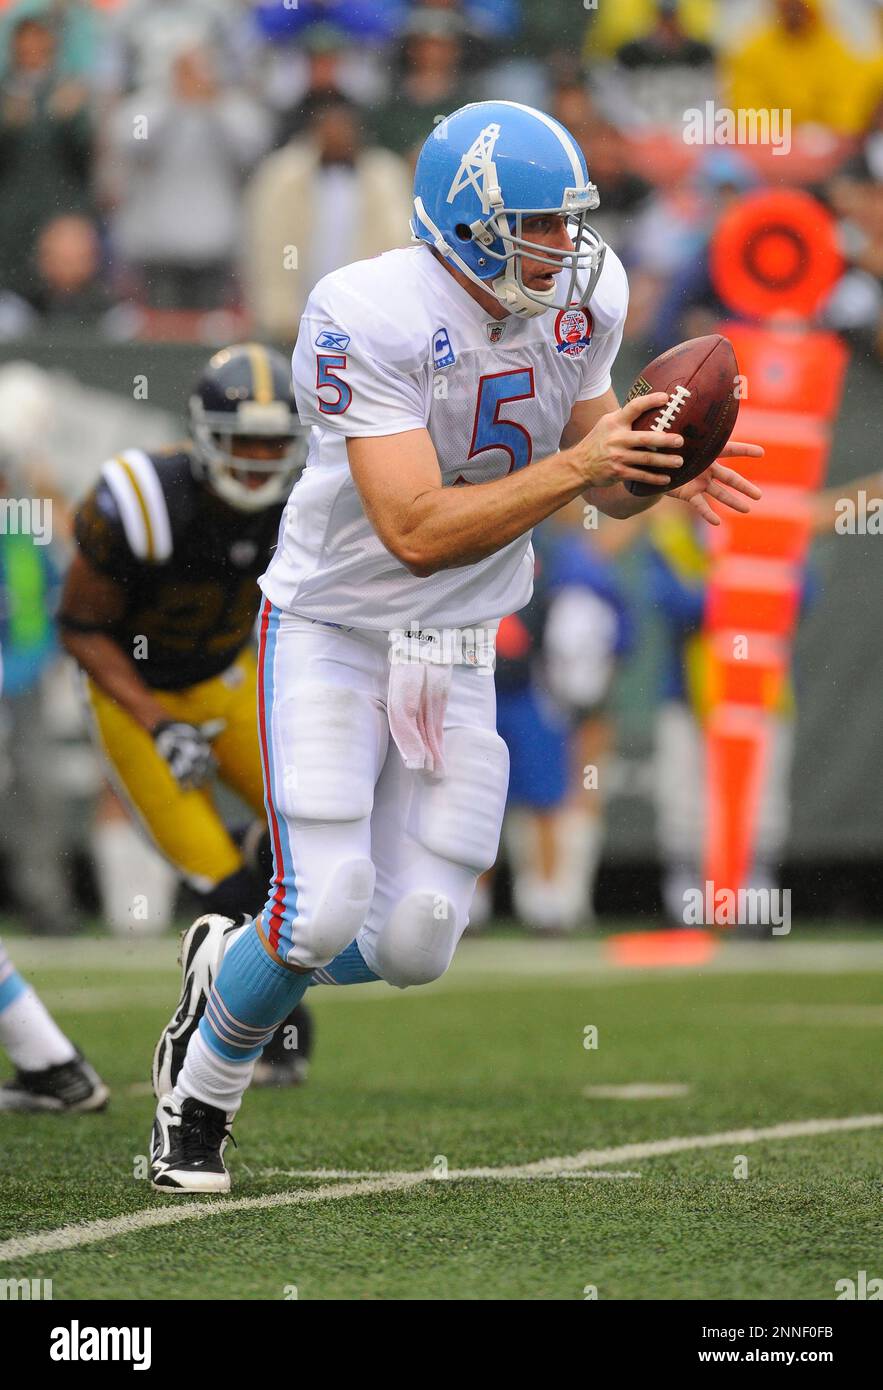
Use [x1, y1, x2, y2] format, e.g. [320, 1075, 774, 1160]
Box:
[554, 307, 593, 357]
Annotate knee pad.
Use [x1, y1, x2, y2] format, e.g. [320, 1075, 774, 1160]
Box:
[372, 889, 458, 989]
[275, 684, 382, 823]
[418, 726, 509, 873]
[298, 855, 376, 967]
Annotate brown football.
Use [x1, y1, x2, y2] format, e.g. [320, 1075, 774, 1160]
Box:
[624, 334, 740, 496]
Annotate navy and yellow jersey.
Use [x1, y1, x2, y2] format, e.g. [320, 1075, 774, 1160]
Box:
[73, 445, 285, 691]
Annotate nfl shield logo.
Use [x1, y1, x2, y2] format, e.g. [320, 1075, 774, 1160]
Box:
[554, 307, 593, 358]
[485, 322, 506, 344]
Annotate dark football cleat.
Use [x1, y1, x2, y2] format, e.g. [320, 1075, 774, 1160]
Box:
[152, 914, 240, 1099]
[152, 916, 314, 1096]
[252, 1001, 313, 1088]
[0, 1051, 109, 1113]
[150, 1093, 232, 1194]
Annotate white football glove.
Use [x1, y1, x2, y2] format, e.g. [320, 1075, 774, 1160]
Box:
[153, 719, 225, 790]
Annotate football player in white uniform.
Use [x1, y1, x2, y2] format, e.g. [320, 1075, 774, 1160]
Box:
[0, 940, 108, 1112]
[0, 649, 108, 1112]
[149, 100, 761, 1192]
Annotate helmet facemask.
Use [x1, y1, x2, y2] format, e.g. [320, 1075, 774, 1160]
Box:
[414, 185, 607, 319]
[190, 397, 308, 513]
[466, 185, 606, 319]
[482, 209, 606, 319]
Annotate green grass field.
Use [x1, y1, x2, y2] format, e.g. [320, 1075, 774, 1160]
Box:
[1, 925, 881, 1301]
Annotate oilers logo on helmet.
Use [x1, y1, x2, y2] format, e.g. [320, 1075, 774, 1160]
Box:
[411, 100, 607, 320]
[446, 122, 502, 212]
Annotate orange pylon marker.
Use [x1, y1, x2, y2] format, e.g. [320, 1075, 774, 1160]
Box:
[703, 192, 849, 912]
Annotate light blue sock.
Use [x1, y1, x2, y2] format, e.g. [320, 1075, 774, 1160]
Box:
[0, 944, 28, 1014]
[199, 922, 312, 1062]
[311, 939, 379, 986]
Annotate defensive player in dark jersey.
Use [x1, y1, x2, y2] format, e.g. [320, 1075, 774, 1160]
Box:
[59, 343, 313, 1090]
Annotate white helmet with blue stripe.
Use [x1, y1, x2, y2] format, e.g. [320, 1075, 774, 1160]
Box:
[411, 100, 607, 320]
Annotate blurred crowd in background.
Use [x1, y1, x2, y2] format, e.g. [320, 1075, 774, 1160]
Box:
[0, 0, 881, 348]
[0, 0, 882, 939]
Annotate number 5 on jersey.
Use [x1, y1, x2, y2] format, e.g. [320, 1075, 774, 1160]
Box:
[468, 368, 535, 475]
[316, 354, 352, 415]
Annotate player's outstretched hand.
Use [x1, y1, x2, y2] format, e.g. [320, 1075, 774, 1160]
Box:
[668, 444, 764, 526]
[574, 393, 685, 490]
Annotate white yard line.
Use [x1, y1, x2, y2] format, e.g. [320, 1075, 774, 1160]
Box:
[2, 1113, 880, 1264]
[583, 1083, 692, 1100]
[257, 1167, 642, 1180]
[476, 1114, 883, 1177]
[0, 1173, 428, 1263]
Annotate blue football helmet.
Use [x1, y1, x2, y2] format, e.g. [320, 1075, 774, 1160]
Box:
[411, 100, 606, 319]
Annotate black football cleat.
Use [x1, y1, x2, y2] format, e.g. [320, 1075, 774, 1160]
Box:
[153, 915, 314, 1096]
[0, 1051, 109, 1113]
[152, 914, 240, 1099]
[150, 1093, 232, 1194]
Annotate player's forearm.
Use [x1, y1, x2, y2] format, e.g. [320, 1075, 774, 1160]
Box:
[398, 447, 591, 574]
[61, 630, 168, 733]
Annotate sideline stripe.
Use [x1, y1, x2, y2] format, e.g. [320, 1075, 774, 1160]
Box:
[2, 1114, 880, 1264]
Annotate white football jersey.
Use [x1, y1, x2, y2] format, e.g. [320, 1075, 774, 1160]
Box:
[260, 243, 628, 631]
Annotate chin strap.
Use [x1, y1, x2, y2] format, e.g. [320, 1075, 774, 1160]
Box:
[413, 197, 547, 319]
[412, 197, 491, 292]
[492, 265, 554, 319]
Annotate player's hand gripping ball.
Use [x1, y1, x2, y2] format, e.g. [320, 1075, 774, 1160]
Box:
[624, 335, 740, 496]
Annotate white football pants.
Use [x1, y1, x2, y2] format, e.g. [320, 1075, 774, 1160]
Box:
[256, 603, 509, 987]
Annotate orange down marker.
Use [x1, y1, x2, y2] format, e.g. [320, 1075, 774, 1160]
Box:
[703, 193, 848, 908]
